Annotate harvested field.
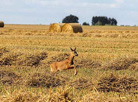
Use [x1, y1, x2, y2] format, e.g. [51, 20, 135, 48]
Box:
[0, 24, 138, 101]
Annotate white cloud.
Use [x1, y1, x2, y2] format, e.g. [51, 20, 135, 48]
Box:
[24, 0, 70, 6]
[23, 0, 119, 9]
[115, 0, 124, 4]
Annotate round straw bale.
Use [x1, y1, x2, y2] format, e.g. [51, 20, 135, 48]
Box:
[0, 21, 4, 27]
[62, 23, 83, 33]
[49, 23, 64, 33]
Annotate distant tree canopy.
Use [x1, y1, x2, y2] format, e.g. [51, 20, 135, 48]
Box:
[82, 22, 89, 26]
[92, 16, 117, 26]
[62, 14, 79, 23]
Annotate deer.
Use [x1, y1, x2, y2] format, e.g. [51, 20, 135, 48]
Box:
[50, 47, 78, 75]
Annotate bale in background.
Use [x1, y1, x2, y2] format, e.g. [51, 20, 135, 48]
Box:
[62, 23, 83, 33]
[0, 21, 4, 27]
[49, 23, 64, 33]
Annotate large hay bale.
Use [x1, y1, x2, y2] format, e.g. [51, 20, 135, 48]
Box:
[62, 23, 83, 33]
[0, 21, 4, 27]
[49, 23, 64, 33]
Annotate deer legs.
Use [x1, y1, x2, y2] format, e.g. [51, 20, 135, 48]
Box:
[66, 65, 77, 75]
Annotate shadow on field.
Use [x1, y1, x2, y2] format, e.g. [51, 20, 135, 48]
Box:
[0, 47, 9, 57]
[97, 73, 138, 92]
[101, 56, 138, 70]
[0, 70, 21, 85]
[0, 47, 48, 66]
[75, 58, 101, 68]
[27, 72, 68, 88]
[69, 77, 93, 89]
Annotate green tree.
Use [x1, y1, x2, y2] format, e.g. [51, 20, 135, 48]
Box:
[92, 16, 117, 26]
[82, 22, 89, 26]
[62, 14, 79, 23]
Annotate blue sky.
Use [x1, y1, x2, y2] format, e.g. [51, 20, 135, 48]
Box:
[0, 0, 138, 25]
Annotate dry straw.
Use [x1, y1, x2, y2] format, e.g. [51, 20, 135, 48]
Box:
[62, 23, 83, 33]
[0, 21, 4, 27]
[49, 23, 64, 33]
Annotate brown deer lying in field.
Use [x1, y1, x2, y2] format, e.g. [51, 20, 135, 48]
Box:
[50, 47, 78, 75]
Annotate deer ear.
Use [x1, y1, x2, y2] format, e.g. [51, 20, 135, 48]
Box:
[70, 47, 73, 51]
[74, 47, 76, 51]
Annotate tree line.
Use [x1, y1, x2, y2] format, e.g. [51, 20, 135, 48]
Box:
[62, 14, 117, 26]
[92, 16, 117, 25]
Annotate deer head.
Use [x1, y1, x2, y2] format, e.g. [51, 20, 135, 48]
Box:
[70, 47, 78, 56]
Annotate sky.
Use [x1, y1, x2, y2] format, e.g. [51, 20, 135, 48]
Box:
[0, 0, 138, 26]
